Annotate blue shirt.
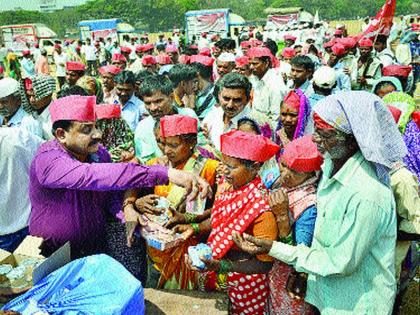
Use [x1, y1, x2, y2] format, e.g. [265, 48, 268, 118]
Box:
[121, 94, 146, 132]
[1, 106, 42, 137]
[333, 63, 351, 93]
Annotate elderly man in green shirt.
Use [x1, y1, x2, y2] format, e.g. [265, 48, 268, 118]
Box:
[233, 91, 407, 315]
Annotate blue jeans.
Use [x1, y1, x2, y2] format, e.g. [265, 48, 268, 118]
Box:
[0, 227, 29, 252]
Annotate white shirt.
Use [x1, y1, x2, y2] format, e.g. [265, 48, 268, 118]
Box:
[376, 48, 395, 67]
[0, 127, 43, 235]
[33, 105, 53, 140]
[82, 44, 97, 61]
[250, 68, 287, 127]
[54, 52, 67, 77]
[203, 105, 262, 150]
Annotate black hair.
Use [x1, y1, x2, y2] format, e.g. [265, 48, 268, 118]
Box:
[290, 55, 315, 72]
[69, 70, 85, 77]
[191, 62, 212, 81]
[375, 34, 388, 45]
[115, 70, 136, 86]
[180, 133, 198, 144]
[57, 85, 89, 98]
[135, 70, 153, 83]
[237, 117, 261, 134]
[139, 75, 174, 98]
[52, 120, 73, 135]
[223, 39, 236, 51]
[238, 157, 260, 169]
[214, 40, 224, 49]
[374, 81, 398, 95]
[156, 44, 166, 52]
[218, 72, 252, 101]
[168, 64, 197, 86]
[308, 44, 319, 55]
[264, 39, 278, 56]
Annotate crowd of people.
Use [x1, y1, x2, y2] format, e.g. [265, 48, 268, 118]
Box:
[0, 15, 419, 315]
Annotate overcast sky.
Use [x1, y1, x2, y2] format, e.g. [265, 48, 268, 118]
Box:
[0, 0, 88, 11]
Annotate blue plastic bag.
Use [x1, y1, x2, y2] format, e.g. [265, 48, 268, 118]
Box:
[2, 254, 145, 315]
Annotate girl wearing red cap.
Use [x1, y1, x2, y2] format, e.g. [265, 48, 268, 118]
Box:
[185, 130, 280, 315]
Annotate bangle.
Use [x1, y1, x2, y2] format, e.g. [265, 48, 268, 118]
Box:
[219, 259, 233, 274]
[190, 223, 200, 235]
[122, 200, 135, 209]
[279, 233, 293, 245]
[185, 213, 197, 223]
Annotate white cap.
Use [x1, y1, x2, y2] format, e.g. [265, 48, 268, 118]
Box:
[0, 78, 20, 98]
[313, 66, 337, 89]
[218, 52, 236, 63]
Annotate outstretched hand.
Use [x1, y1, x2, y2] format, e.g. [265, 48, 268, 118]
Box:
[168, 169, 213, 201]
[232, 232, 273, 255]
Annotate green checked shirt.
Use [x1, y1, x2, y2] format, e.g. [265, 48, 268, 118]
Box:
[269, 151, 397, 315]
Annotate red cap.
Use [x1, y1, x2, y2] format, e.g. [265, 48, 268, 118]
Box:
[382, 65, 412, 78]
[0, 65, 3, 74]
[386, 105, 402, 123]
[34, 43, 39, 48]
[137, 43, 154, 52]
[189, 45, 198, 50]
[142, 55, 157, 65]
[190, 55, 214, 67]
[199, 47, 211, 57]
[120, 46, 132, 54]
[50, 96, 96, 124]
[201, 32, 207, 38]
[339, 37, 357, 49]
[284, 34, 297, 42]
[99, 65, 122, 76]
[179, 54, 190, 64]
[247, 47, 273, 59]
[331, 43, 346, 56]
[54, 44, 62, 50]
[240, 41, 251, 48]
[160, 114, 198, 137]
[411, 111, 420, 129]
[66, 61, 86, 71]
[22, 50, 31, 56]
[283, 90, 300, 110]
[411, 23, 420, 31]
[135, 45, 143, 53]
[359, 38, 373, 47]
[249, 39, 263, 47]
[282, 135, 323, 173]
[112, 53, 127, 62]
[235, 56, 249, 67]
[323, 40, 335, 49]
[334, 29, 343, 36]
[96, 104, 122, 120]
[281, 47, 296, 58]
[24, 78, 32, 90]
[220, 130, 280, 163]
[156, 54, 172, 65]
[94, 41, 100, 47]
[165, 45, 178, 53]
[313, 112, 335, 130]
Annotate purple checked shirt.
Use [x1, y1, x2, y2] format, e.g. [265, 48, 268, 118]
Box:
[29, 140, 168, 255]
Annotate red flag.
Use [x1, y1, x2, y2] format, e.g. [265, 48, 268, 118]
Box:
[359, 0, 396, 40]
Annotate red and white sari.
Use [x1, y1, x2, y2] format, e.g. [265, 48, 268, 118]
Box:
[207, 177, 271, 315]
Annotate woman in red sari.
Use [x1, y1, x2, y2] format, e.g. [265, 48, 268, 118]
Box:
[184, 130, 280, 314]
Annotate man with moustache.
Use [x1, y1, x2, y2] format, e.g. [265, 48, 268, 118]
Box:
[29, 95, 211, 259]
[134, 75, 198, 163]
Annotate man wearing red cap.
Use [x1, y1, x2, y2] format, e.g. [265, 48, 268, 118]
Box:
[284, 34, 297, 47]
[234, 56, 252, 77]
[99, 65, 121, 104]
[327, 44, 351, 92]
[63, 61, 86, 91]
[29, 95, 211, 260]
[353, 38, 382, 91]
[142, 55, 158, 74]
[112, 53, 127, 70]
[248, 47, 287, 126]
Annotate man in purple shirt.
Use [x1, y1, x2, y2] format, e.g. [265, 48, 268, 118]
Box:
[29, 95, 210, 259]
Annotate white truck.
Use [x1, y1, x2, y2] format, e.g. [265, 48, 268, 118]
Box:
[185, 8, 246, 43]
[0, 23, 57, 55]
